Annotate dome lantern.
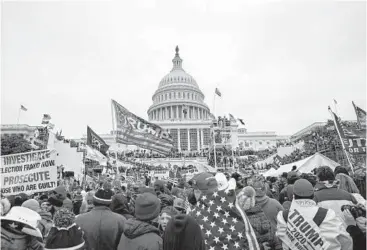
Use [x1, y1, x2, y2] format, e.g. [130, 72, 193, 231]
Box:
[171, 45, 183, 71]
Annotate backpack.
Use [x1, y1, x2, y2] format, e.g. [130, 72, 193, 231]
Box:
[282, 207, 328, 227]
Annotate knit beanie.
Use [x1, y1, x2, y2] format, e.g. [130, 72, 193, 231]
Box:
[236, 186, 256, 211]
[250, 178, 266, 197]
[93, 188, 113, 205]
[163, 215, 206, 250]
[135, 193, 161, 221]
[154, 180, 165, 191]
[293, 179, 314, 197]
[45, 208, 85, 250]
[110, 193, 131, 216]
[22, 199, 40, 212]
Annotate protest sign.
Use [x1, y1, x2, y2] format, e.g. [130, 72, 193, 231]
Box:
[283, 200, 330, 250]
[1, 150, 57, 195]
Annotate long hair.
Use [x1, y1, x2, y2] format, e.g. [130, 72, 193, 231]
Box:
[336, 173, 360, 194]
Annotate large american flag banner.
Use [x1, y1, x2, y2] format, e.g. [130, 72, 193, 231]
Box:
[190, 190, 260, 250]
[112, 100, 174, 155]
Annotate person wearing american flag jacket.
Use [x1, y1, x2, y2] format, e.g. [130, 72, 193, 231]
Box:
[189, 172, 261, 250]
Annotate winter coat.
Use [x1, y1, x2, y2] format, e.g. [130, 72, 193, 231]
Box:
[110, 193, 134, 219]
[314, 182, 357, 226]
[245, 205, 281, 250]
[276, 199, 353, 250]
[1, 226, 44, 250]
[76, 206, 126, 250]
[256, 195, 284, 228]
[38, 210, 53, 238]
[279, 185, 294, 205]
[118, 218, 162, 250]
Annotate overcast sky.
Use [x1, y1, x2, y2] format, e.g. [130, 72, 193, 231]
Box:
[1, 0, 366, 138]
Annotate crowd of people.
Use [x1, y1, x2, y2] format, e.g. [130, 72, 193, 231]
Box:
[1, 163, 366, 250]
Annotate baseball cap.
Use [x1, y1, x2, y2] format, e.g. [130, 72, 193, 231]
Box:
[250, 179, 266, 197]
[191, 173, 218, 193]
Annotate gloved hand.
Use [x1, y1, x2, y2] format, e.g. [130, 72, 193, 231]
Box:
[343, 209, 356, 226]
[356, 217, 367, 233]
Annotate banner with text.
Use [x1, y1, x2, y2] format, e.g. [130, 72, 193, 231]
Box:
[1, 150, 57, 195]
[331, 111, 366, 155]
[283, 200, 330, 250]
[112, 99, 174, 155]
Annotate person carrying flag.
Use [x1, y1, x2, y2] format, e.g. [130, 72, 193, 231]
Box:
[189, 172, 260, 250]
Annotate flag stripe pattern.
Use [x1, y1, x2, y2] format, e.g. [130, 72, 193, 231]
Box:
[112, 100, 174, 155]
[353, 101, 366, 129]
[190, 190, 260, 250]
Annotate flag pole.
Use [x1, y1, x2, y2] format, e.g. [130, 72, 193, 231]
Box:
[328, 107, 354, 174]
[111, 100, 120, 177]
[212, 91, 217, 170]
[334, 99, 339, 116]
[17, 107, 21, 125]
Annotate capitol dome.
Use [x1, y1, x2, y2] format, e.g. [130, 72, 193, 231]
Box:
[148, 46, 210, 122]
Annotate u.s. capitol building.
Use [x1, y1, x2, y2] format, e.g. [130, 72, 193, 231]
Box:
[75, 47, 287, 152]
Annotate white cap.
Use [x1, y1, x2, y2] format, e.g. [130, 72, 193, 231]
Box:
[215, 173, 229, 191]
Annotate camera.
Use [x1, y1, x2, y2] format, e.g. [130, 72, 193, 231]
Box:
[341, 205, 366, 219]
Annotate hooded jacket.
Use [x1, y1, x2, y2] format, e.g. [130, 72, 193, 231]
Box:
[314, 182, 357, 225]
[256, 195, 284, 228]
[76, 206, 126, 250]
[245, 205, 282, 250]
[276, 199, 353, 250]
[118, 218, 162, 250]
[38, 210, 53, 238]
[111, 193, 134, 219]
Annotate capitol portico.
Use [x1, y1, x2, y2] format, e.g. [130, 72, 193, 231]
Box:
[147, 46, 212, 152]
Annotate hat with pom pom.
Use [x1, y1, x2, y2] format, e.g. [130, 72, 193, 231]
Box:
[93, 183, 113, 205]
[45, 208, 85, 250]
[236, 186, 256, 211]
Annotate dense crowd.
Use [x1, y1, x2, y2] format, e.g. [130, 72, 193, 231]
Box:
[1, 164, 366, 250]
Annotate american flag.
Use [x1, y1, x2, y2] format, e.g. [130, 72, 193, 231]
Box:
[190, 190, 260, 250]
[215, 88, 222, 97]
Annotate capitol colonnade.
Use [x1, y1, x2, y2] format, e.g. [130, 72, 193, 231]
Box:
[149, 105, 209, 121]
